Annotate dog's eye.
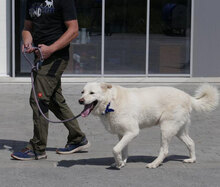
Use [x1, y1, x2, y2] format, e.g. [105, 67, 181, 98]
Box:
[90, 92, 95, 95]
[81, 91, 84, 94]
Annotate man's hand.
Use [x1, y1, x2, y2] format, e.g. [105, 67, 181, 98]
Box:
[36, 44, 55, 60]
[22, 20, 33, 53]
[22, 43, 35, 53]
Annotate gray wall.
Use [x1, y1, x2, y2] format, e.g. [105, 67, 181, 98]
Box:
[193, 0, 220, 77]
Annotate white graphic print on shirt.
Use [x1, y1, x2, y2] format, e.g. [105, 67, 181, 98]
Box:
[45, 0, 54, 8]
[29, 0, 55, 18]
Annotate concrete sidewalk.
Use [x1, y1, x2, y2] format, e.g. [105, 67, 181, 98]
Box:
[0, 82, 220, 187]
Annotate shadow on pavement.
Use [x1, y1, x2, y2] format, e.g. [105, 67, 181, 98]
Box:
[57, 155, 189, 168]
[0, 139, 57, 152]
[0, 139, 28, 152]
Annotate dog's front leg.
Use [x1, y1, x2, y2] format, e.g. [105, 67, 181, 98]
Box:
[112, 130, 139, 169]
[122, 145, 128, 163]
[118, 135, 128, 163]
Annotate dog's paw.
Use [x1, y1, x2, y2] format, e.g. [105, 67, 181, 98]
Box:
[183, 158, 196, 163]
[110, 162, 117, 168]
[123, 158, 128, 164]
[110, 161, 126, 169]
[146, 162, 159, 169]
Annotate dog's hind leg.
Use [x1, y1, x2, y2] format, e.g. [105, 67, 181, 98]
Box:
[112, 129, 139, 169]
[146, 120, 179, 169]
[177, 123, 196, 163]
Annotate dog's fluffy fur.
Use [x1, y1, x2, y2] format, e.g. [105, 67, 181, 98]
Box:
[79, 83, 219, 168]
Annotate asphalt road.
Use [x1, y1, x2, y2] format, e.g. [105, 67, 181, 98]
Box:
[0, 82, 220, 187]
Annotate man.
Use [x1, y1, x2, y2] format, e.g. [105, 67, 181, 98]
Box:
[11, 0, 90, 160]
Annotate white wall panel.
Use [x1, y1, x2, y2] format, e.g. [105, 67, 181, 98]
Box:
[0, 0, 7, 76]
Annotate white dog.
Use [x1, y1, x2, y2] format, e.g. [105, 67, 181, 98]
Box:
[45, 0, 53, 8]
[79, 82, 219, 169]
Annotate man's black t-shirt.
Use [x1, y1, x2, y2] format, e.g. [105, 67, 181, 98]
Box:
[26, 0, 77, 59]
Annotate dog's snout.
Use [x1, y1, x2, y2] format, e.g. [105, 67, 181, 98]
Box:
[79, 98, 85, 105]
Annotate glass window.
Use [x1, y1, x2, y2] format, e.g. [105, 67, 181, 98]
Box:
[15, 0, 191, 77]
[16, 0, 32, 75]
[104, 0, 147, 74]
[149, 0, 191, 74]
[69, 0, 102, 74]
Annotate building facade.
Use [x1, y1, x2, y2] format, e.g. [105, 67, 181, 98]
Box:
[0, 0, 220, 78]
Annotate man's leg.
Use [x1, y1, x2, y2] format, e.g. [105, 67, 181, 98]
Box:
[11, 57, 88, 160]
[48, 60, 89, 154]
[11, 72, 56, 160]
[49, 79, 85, 144]
[27, 73, 56, 154]
[11, 57, 66, 160]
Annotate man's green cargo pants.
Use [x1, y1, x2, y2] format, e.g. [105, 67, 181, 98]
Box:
[26, 56, 85, 154]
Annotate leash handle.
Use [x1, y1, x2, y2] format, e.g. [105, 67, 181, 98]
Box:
[23, 46, 44, 71]
[37, 47, 44, 62]
[23, 46, 44, 60]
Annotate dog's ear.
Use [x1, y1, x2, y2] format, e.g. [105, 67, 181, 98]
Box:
[101, 83, 112, 91]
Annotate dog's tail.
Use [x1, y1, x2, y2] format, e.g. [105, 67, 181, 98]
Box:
[191, 84, 219, 112]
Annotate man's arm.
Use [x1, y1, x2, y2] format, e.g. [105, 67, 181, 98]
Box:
[38, 20, 79, 59]
[22, 20, 34, 53]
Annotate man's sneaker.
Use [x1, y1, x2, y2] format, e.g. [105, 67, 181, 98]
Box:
[11, 148, 47, 161]
[56, 138, 90, 154]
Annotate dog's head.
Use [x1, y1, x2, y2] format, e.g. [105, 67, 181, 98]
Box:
[79, 82, 112, 117]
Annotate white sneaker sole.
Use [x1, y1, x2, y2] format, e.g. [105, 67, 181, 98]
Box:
[56, 142, 91, 155]
[11, 154, 47, 161]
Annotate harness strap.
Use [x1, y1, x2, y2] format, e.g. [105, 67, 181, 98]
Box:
[102, 102, 115, 115]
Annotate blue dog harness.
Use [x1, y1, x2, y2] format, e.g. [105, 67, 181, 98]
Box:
[102, 102, 115, 115]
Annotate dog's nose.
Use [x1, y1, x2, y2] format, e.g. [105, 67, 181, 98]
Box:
[79, 98, 85, 105]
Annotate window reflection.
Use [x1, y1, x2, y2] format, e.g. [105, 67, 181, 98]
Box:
[67, 0, 102, 74]
[104, 0, 147, 74]
[17, 0, 191, 76]
[149, 0, 191, 74]
[19, 0, 34, 74]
